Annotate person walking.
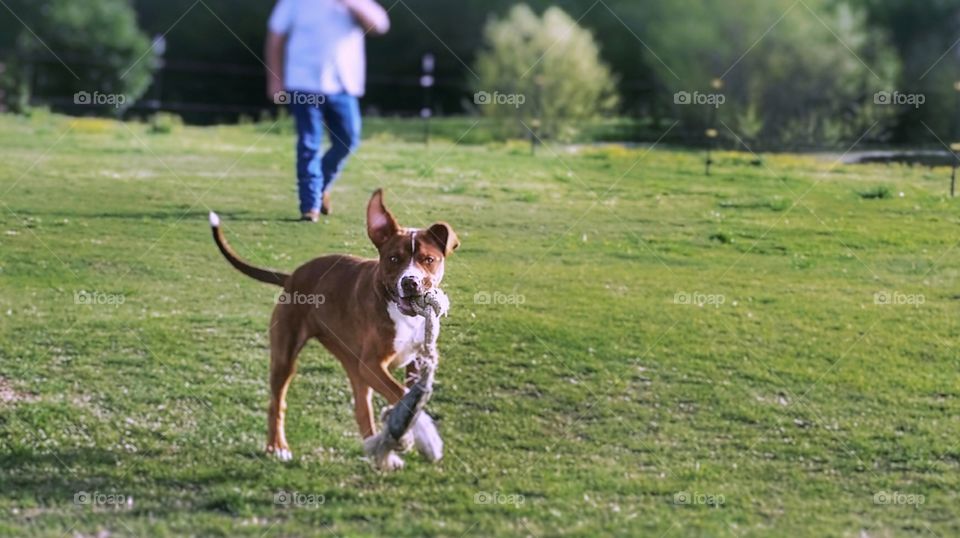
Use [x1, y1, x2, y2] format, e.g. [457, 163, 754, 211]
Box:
[265, 0, 390, 222]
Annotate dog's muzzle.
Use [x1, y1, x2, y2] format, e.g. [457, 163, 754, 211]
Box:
[389, 288, 424, 317]
[400, 276, 420, 296]
[393, 277, 432, 317]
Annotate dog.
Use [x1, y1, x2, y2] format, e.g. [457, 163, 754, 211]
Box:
[209, 189, 459, 470]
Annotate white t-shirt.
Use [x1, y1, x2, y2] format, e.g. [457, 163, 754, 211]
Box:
[268, 0, 368, 96]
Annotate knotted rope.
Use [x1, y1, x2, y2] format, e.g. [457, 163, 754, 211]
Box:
[365, 289, 447, 469]
[407, 289, 445, 374]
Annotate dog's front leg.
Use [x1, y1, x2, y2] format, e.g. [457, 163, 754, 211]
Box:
[347, 371, 376, 439]
[359, 360, 410, 471]
[266, 320, 307, 462]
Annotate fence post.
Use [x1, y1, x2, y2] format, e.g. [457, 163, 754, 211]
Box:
[705, 128, 717, 175]
[151, 35, 167, 113]
[530, 75, 545, 155]
[951, 143, 960, 198]
[0, 62, 6, 113]
[705, 77, 724, 176]
[420, 53, 435, 145]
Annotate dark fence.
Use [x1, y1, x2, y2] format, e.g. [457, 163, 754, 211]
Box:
[7, 53, 499, 121]
[7, 53, 943, 154]
[8, 52, 657, 125]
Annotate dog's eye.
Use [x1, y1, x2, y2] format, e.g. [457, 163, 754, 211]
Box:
[389, 255, 400, 264]
[423, 256, 435, 265]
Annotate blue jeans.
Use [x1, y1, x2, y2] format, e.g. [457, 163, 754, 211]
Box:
[289, 92, 361, 214]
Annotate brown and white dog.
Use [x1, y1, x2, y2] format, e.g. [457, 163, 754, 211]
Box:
[209, 189, 459, 470]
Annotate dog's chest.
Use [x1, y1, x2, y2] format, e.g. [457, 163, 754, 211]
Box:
[386, 303, 434, 369]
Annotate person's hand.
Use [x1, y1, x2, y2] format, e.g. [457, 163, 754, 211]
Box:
[267, 75, 284, 103]
[338, 0, 390, 35]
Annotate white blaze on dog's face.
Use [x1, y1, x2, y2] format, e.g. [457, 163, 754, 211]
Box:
[366, 189, 459, 316]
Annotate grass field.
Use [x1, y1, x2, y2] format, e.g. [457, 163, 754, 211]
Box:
[1, 111, 959, 537]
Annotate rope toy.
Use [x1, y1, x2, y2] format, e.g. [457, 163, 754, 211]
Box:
[408, 289, 447, 370]
[364, 289, 447, 470]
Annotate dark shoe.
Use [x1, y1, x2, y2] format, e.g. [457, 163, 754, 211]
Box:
[301, 211, 319, 223]
[320, 192, 332, 215]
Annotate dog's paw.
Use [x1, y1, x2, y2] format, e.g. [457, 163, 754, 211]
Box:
[412, 413, 443, 463]
[267, 446, 293, 462]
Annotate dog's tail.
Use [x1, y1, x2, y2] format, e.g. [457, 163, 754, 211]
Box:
[209, 212, 289, 287]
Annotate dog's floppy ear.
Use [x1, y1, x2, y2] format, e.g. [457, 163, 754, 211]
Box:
[425, 222, 460, 256]
[367, 189, 399, 249]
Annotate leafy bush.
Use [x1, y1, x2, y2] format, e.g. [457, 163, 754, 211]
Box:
[1, 0, 154, 113]
[148, 112, 183, 134]
[473, 4, 619, 141]
[858, 185, 892, 199]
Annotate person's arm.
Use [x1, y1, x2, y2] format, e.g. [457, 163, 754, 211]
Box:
[265, 31, 287, 100]
[341, 0, 390, 35]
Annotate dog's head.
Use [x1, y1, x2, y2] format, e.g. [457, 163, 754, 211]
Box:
[367, 189, 459, 316]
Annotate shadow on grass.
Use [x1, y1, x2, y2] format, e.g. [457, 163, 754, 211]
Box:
[0, 447, 259, 504]
[5, 208, 331, 225]
[0, 445, 352, 521]
[4, 208, 231, 220]
[0, 447, 138, 504]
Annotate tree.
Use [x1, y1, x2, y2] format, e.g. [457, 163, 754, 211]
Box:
[473, 4, 619, 140]
[847, 0, 960, 141]
[2, 0, 154, 113]
[637, 0, 899, 148]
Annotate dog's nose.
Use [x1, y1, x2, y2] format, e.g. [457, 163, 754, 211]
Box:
[401, 277, 420, 296]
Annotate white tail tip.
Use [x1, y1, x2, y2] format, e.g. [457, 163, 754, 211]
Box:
[209, 211, 220, 227]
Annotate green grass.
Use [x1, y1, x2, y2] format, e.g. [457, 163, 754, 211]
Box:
[1, 112, 959, 537]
